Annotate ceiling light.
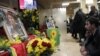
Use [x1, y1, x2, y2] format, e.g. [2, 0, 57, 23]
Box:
[86, 0, 93, 4]
[77, 0, 80, 2]
[62, 3, 69, 6]
[59, 8, 66, 11]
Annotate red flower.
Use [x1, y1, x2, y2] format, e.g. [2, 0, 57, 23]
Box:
[32, 40, 38, 47]
[42, 42, 51, 48]
[47, 43, 51, 48]
[42, 42, 48, 47]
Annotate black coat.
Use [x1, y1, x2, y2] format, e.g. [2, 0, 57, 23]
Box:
[85, 27, 100, 56]
[72, 10, 85, 33]
[89, 10, 99, 18]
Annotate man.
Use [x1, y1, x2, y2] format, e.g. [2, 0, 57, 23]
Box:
[72, 9, 86, 41]
[88, 6, 99, 19]
[80, 17, 100, 56]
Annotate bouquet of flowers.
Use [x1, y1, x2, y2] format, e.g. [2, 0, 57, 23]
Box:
[0, 36, 10, 51]
[27, 35, 56, 56]
[0, 34, 23, 51]
[20, 9, 39, 30]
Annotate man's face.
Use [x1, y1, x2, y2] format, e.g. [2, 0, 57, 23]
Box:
[85, 21, 93, 31]
[91, 6, 95, 11]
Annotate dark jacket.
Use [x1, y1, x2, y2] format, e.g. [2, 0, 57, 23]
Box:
[85, 27, 100, 56]
[72, 10, 85, 33]
[88, 10, 100, 21]
[88, 10, 99, 19]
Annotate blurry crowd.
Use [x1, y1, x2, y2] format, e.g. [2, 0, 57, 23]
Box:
[41, 16, 57, 33]
[67, 5, 100, 56]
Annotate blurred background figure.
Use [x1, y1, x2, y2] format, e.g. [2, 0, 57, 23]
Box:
[40, 16, 48, 32]
[72, 9, 86, 42]
[88, 6, 98, 18]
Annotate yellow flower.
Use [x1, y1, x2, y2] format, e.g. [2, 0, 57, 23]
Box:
[27, 45, 34, 53]
[34, 46, 40, 53]
[50, 39, 56, 51]
[42, 38, 50, 43]
[40, 47, 46, 53]
[50, 30, 57, 38]
[10, 35, 22, 44]
[32, 16, 35, 22]
[26, 38, 36, 53]
[6, 41, 11, 47]
[35, 30, 40, 34]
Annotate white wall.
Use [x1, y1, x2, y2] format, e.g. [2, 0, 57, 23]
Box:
[39, 8, 67, 33]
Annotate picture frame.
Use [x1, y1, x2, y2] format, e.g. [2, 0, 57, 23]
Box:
[0, 7, 28, 41]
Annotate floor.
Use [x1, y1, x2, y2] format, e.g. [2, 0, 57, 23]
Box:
[50, 8, 81, 56]
[52, 31, 81, 56]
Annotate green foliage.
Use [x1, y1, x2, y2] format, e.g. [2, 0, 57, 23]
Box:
[20, 9, 39, 30]
[0, 36, 10, 51]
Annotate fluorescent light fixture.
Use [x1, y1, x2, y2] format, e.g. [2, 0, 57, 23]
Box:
[59, 8, 66, 11]
[62, 3, 69, 6]
[77, 0, 80, 2]
[86, 0, 93, 4]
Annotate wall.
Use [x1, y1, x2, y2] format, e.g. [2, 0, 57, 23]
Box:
[38, 9, 52, 25]
[39, 8, 67, 33]
[0, 0, 18, 9]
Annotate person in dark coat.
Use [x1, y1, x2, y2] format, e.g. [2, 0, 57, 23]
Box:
[72, 9, 86, 41]
[69, 16, 73, 33]
[88, 5, 100, 25]
[80, 17, 100, 56]
[88, 6, 99, 18]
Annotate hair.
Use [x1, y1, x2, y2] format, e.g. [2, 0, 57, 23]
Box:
[6, 11, 17, 24]
[7, 11, 17, 20]
[78, 8, 82, 11]
[86, 17, 99, 27]
[91, 5, 96, 9]
[91, 5, 97, 11]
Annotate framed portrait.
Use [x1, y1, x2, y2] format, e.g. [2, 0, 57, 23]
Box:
[0, 7, 28, 41]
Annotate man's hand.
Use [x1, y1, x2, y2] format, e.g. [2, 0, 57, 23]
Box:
[80, 46, 88, 56]
[85, 31, 91, 38]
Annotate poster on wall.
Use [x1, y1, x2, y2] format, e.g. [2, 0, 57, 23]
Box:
[19, 0, 37, 10]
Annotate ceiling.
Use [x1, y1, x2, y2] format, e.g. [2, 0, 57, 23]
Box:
[37, 0, 77, 9]
[0, 0, 99, 9]
[0, 0, 18, 8]
[0, 0, 78, 9]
